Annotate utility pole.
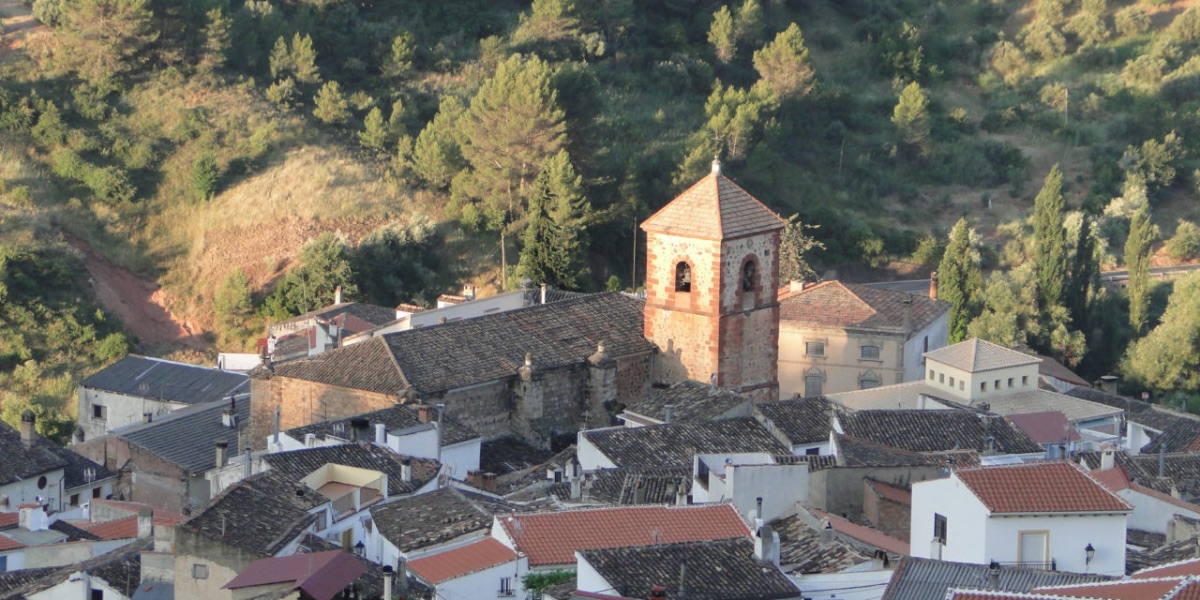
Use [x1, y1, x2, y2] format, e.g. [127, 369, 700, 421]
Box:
[631, 215, 637, 291]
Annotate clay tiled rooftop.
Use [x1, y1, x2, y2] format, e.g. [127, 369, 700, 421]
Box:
[582, 417, 791, 468]
[838, 409, 1044, 455]
[1134, 557, 1200, 579]
[1032, 577, 1191, 599]
[925, 338, 1041, 373]
[641, 164, 785, 240]
[622, 380, 751, 425]
[779, 281, 948, 335]
[407, 538, 518, 584]
[0, 533, 25, 551]
[579, 538, 800, 600]
[754, 396, 833, 446]
[498, 504, 750, 567]
[955, 462, 1131, 514]
[81, 511, 184, 540]
[222, 549, 367, 600]
[807, 506, 910, 555]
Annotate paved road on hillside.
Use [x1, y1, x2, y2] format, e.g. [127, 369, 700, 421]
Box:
[866, 264, 1200, 294]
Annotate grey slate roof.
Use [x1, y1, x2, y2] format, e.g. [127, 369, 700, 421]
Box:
[838, 410, 1045, 455]
[770, 513, 873, 575]
[480, 436, 557, 477]
[579, 538, 800, 600]
[881, 556, 1109, 600]
[1066, 387, 1196, 434]
[1113, 452, 1200, 502]
[0, 537, 151, 600]
[262, 293, 655, 396]
[0, 420, 69, 485]
[924, 339, 1041, 373]
[82, 356, 248, 405]
[582, 418, 791, 469]
[369, 486, 518, 553]
[754, 397, 833, 446]
[284, 404, 480, 447]
[262, 443, 439, 497]
[115, 396, 248, 473]
[182, 470, 318, 557]
[59, 445, 116, 490]
[834, 434, 937, 468]
[623, 380, 752, 424]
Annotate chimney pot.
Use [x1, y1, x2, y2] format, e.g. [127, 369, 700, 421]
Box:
[401, 457, 412, 483]
[417, 405, 432, 423]
[382, 565, 394, 600]
[790, 280, 805, 293]
[663, 404, 674, 424]
[540, 283, 547, 304]
[334, 285, 343, 305]
[137, 507, 154, 539]
[215, 441, 229, 467]
[304, 433, 317, 448]
[19, 410, 35, 449]
[929, 271, 939, 300]
[482, 472, 498, 493]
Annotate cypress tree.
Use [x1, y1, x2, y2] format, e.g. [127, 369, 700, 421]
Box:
[1067, 214, 1098, 329]
[938, 218, 982, 344]
[1126, 204, 1154, 335]
[1033, 165, 1068, 311]
[517, 151, 590, 290]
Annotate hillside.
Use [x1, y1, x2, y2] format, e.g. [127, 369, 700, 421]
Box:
[0, 0, 1198, 403]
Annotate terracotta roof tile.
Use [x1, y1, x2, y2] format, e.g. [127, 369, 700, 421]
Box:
[1033, 577, 1186, 599]
[499, 504, 750, 567]
[0, 512, 17, 529]
[779, 281, 948, 335]
[408, 538, 518, 584]
[955, 462, 1132, 514]
[641, 167, 785, 240]
[0, 533, 25, 551]
[946, 592, 1077, 600]
[222, 549, 367, 600]
[925, 339, 1041, 373]
[1134, 558, 1200, 579]
[865, 479, 912, 505]
[806, 507, 910, 555]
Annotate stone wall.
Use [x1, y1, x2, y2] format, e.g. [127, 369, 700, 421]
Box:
[174, 528, 264, 600]
[809, 465, 939, 523]
[862, 481, 912, 541]
[432, 381, 512, 440]
[643, 234, 723, 384]
[249, 375, 399, 449]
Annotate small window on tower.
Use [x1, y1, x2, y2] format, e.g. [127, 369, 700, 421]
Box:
[742, 261, 757, 292]
[675, 262, 692, 293]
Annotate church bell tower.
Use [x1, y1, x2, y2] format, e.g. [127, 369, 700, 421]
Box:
[641, 159, 784, 402]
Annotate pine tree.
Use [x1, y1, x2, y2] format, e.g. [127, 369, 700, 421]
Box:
[200, 8, 231, 72]
[1126, 204, 1154, 335]
[752, 23, 814, 100]
[384, 32, 415, 79]
[312, 81, 350, 125]
[411, 96, 467, 189]
[214, 269, 253, 335]
[735, 0, 764, 46]
[517, 151, 590, 290]
[708, 6, 737, 65]
[938, 218, 982, 344]
[1033, 165, 1069, 311]
[892, 81, 930, 154]
[269, 36, 291, 80]
[359, 107, 388, 150]
[191, 153, 219, 201]
[289, 33, 320, 85]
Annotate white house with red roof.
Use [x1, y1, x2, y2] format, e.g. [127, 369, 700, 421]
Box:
[491, 504, 751, 572]
[406, 537, 528, 600]
[1088, 449, 1200, 536]
[911, 462, 1132, 576]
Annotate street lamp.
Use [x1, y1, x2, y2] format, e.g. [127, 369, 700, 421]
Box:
[354, 541, 365, 556]
[1085, 543, 1095, 565]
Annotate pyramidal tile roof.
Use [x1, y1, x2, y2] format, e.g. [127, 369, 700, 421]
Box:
[954, 462, 1132, 514]
[641, 162, 785, 240]
[925, 338, 1041, 373]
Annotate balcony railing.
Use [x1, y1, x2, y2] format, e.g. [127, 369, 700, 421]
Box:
[996, 559, 1057, 571]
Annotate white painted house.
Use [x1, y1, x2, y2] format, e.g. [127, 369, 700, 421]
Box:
[691, 452, 810, 523]
[406, 537, 527, 600]
[910, 462, 1131, 577]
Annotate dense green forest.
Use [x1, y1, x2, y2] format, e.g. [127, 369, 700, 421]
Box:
[3, 0, 1200, 430]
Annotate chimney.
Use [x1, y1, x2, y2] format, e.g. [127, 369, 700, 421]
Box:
[1101, 446, 1116, 471]
[334, 285, 343, 304]
[243, 446, 252, 479]
[482, 472, 497, 493]
[755, 524, 779, 566]
[570, 476, 582, 500]
[929, 271, 939, 300]
[988, 561, 1000, 589]
[710, 373, 717, 391]
[215, 441, 229, 467]
[221, 397, 238, 428]
[540, 283, 547, 305]
[789, 280, 805, 294]
[273, 406, 281, 445]
[401, 458, 412, 483]
[304, 433, 317, 448]
[649, 586, 667, 599]
[375, 423, 387, 445]
[463, 284, 477, 301]
[467, 470, 482, 488]
[143, 412, 153, 423]
[350, 417, 370, 443]
[19, 410, 35, 449]
[417, 405, 432, 424]
[820, 519, 833, 545]
[663, 404, 674, 425]
[397, 557, 409, 596]
[1097, 375, 1119, 394]
[382, 565, 394, 600]
[903, 294, 914, 333]
[137, 507, 154, 539]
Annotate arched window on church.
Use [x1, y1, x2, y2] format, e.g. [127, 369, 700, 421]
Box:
[675, 262, 692, 293]
[740, 258, 758, 309]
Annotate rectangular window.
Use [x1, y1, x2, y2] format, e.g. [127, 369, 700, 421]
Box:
[70, 494, 80, 507]
[1018, 531, 1049, 565]
[929, 369, 935, 380]
[91, 590, 103, 600]
[315, 511, 327, 531]
[92, 404, 106, 420]
[1008, 378, 1014, 388]
[981, 382, 987, 392]
[949, 377, 955, 387]
[1022, 375, 1029, 386]
[860, 377, 881, 390]
[994, 379, 1001, 390]
[938, 373, 944, 384]
[805, 447, 819, 456]
[0, 555, 7, 572]
[959, 381, 965, 391]
[934, 514, 948, 544]
[92, 487, 102, 499]
[500, 577, 513, 596]
[804, 375, 823, 398]
[805, 342, 825, 356]
[192, 564, 209, 580]
[860, 345, 881, 360]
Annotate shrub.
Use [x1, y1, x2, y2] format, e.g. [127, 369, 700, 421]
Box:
[192, 153, 219, 201]
[1115, 6, 1150, 37]
[1166, 220, 1200, 260]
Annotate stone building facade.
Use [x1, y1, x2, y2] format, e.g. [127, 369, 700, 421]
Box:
[642, 159, 785, 402]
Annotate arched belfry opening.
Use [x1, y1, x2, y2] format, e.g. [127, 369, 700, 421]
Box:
[675, 262, 692, 293]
